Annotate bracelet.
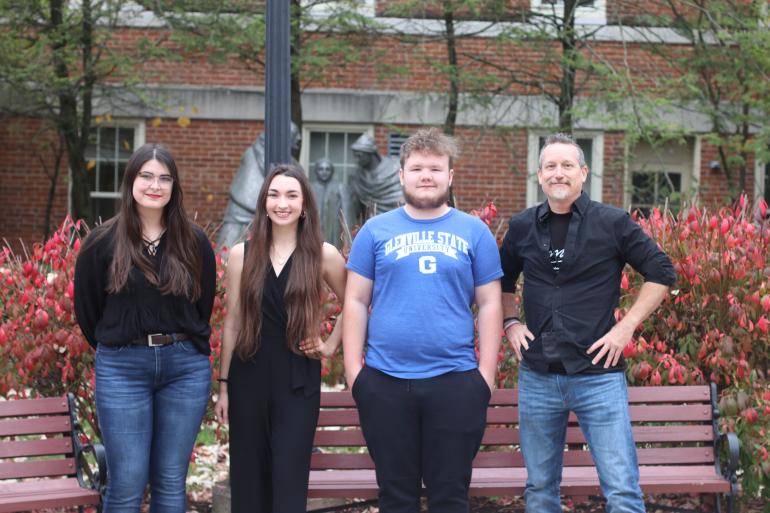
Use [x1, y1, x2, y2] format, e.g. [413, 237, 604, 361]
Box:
[503, 317, 521, 331]
[217, 378, 229, 383]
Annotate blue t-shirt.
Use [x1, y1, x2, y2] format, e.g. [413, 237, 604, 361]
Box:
[346, 207, 503, 379]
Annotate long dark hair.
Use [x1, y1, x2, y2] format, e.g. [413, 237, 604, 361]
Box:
[236, 163, 324, 359]
[84, 143, 202, 300]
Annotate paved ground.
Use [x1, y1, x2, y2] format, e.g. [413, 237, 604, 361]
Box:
[188, 494, 761, 513]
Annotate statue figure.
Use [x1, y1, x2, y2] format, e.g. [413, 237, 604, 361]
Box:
[311, 158, 354, 248]
[217, 123, 301, 249]
[349, 134, 403, 219]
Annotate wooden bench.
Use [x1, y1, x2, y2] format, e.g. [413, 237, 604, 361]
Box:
[0, 393, 105, 512]
[308, 383, 738, 513]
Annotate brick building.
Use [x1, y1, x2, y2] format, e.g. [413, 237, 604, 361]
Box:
[1, 0, 767, 244]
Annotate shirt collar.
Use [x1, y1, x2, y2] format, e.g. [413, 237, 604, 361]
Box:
[537, 192, 590, 222]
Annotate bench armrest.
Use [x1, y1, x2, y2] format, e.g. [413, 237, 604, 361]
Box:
[66, 393, 108, 496]
[715, 431, 739, 491]
[76, 441, 108, 495]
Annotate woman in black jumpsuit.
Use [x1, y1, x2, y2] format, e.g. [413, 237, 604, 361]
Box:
[215, 164, 347, 513]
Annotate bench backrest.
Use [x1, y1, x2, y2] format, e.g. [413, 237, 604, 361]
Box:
[312, 385, 717, 470]
[0, 396, 78, 481]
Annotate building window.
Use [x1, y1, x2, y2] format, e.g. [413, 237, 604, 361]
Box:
[526, 131, 604, 207]
[388, 133, 408, 158]
[530, 0, 606, 24]
[84, 122, 144, 224]
[301, 124, 373, 187]
[626, 138, 695, 214]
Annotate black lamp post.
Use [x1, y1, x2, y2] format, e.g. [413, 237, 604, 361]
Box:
[264, 0, 292, 169]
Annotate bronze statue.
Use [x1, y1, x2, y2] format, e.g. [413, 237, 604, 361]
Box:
[217, 124, 301, 249]
[349, 134, 402, 218]
[311, 158, 353, 248]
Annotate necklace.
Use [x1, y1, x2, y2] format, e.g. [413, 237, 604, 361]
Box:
[271, 244, 295, 265]
[142, 230, 165, 257]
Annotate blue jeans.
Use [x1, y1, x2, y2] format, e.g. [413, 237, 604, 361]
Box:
[518, 364, 645, 513]
[95, 341, 211, 513]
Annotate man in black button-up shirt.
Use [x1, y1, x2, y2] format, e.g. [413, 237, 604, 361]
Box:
[500, 133, 676, 513]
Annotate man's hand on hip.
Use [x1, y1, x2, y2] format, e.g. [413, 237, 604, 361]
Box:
[587, 322, 635, 368]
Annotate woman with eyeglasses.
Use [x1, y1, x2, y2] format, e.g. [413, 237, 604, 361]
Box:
[74, 143, 216, 513]
[215, 163, 347, 513]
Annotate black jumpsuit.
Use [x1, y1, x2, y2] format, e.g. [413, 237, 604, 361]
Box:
[228, 252, 321, 513]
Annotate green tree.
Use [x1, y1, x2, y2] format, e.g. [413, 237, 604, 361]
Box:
[661, 0, 769, 195]
[379, 0, 512, 135]
[484, 0, 607, 133]
[0, 0, 161, 226]
[381, 1, 612, 137]
[613, 0, 770, 197]
[145, 0, 378, 140]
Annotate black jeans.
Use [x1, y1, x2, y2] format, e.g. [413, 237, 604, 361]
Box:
[352, 366, 490, 513]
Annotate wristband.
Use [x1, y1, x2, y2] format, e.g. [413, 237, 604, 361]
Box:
[503, 317, 521, 331]
[217, 378, 229, 383]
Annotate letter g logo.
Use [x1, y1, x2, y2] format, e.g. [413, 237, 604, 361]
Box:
[418, 256, 437, 274]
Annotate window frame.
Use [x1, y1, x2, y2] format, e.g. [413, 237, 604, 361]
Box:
[526, 130, 604, 207]
[73, 119, 145, 220]
[387, 132, 408, 158]
[299, 123, 375, 185]
[530, 0, 607, 25]
[623, 136, 701, 212]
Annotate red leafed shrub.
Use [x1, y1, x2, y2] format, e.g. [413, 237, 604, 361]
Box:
[0, 218, 97, 430]
[621, 196, 770, 499]
[3, 198, 768, 498]
[0, 220, 341, 440]
[0, 219, 230, 437]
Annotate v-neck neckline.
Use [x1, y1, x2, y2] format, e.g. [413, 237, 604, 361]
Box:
[271, 252, 294, 279]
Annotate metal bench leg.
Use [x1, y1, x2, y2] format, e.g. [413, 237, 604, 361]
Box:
[713, 492, 722, 513]
[725, 492, 737, 513]
[713, 491, 738, 513]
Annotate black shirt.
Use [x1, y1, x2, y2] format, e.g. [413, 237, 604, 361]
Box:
[500, 193, 677, 374]
[548, 212, 570, 273]
[74, 224, 217, 355]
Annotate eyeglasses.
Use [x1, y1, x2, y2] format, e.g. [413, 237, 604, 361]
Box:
[137, 171, 174, 188]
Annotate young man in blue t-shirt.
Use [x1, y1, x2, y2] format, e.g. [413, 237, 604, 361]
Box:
[343, 128, 503, 512]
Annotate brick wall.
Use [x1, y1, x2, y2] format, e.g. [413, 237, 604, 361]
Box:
[376, 0, 531, 20]
[698, 140, 756, 208]
[0, 2, 752, 245]
[607, 0, 686, 26]
[2, 117, 755, 246]
[0, 119, 69, 245]
[602, 131, 626, 207]
[607, 0, 754, 27]
[108, 25, 680, 96]
[146, 119, 265, 231]
[0, 118, 264, 244]
[109, 28, 262, 87]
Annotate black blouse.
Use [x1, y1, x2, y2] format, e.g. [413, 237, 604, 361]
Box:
[74, 224, 217, 355]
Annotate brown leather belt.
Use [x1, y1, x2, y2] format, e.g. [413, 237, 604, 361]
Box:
[129, 333, 192, 347]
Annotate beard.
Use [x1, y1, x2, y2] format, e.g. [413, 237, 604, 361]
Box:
[403, 185, 451, 210]
[546, 181, 572, 201]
